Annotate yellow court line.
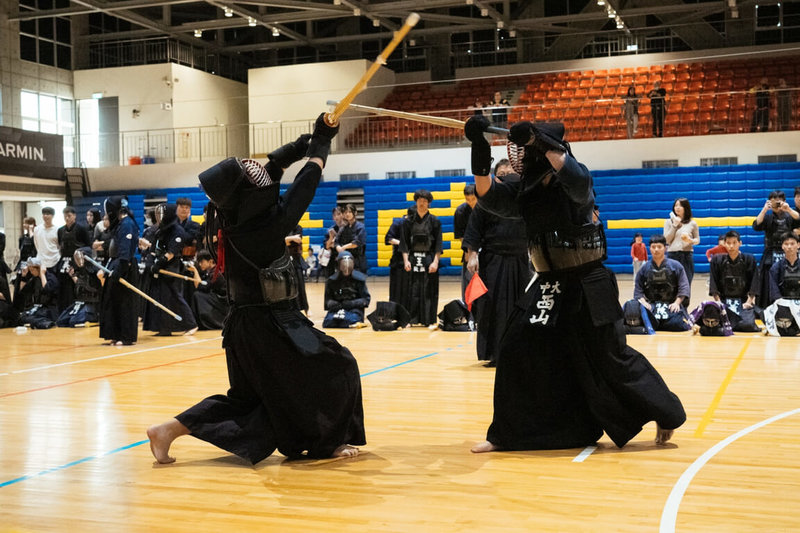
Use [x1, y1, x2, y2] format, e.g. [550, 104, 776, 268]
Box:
[694, 337, 752, 438]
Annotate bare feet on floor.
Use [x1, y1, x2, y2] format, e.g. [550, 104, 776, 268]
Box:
[655, 424, 674, 445]
[471, 440, 498, 453]
[146, 419, 190, 464]
[331, 444, 359, 458]
[183, 327, 198, 336]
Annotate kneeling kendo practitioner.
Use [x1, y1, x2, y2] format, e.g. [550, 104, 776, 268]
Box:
[147, 115, 366, 464]
[187, 249, 229, 330]
[631, 234, 692, 332]
[764, 232, 800, 336]
[16, 257, 60, 328]
[689, 301, 733, 336]
[57, 246, 101, 327]
[142, 203, 198, 336]
[323, 251, 370, 328]
[707, 229, 760, 332]
[464, 114, 685, 453]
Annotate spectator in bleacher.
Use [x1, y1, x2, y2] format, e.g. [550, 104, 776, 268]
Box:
[454, 182, 478, 300]
[634, 234, 692, 331]
[750, 77, 771, 132]
[709, 230, 760, 332]
[469, 99, 486, 117]
[631, 232, 647, 278]
[647, 81, 667, 137]
[56, 206, 91, 312]
[285, 224, 309, 315]
[322, 206, 342, 278]
[776, 78, 793, 131]
[753, 191, 799, 308]
[385, 207, 412, 304]
[705, 234, 727, 261]
[622, 86, 640, 139]
[175, 197, 201, 259]
[489, 91, 510, 129]
[664, 197, 699, 285]
[336, 204, 367, 274]
[400, 189, 442, 327]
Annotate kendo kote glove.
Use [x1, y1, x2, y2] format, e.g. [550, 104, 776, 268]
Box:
[508, 121, 566, 156]
[109, 259, 128, 281]
[268, 134, 312, 169]
[306, 113, 340, 165]
[464, 114, 492, 176]
[326, 299, 343, 311]
[152, 256, 168, 275]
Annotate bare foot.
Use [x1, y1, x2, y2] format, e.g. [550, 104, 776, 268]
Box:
[655, 424, 674, 445]
[471, 440, 498, 453]
[331, 444, 359, 458]
[147, 419, 189, 464]
[183, 327, 198, 336]
[102, 340, 117, 345]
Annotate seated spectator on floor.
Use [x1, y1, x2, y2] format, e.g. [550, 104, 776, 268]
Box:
[16, 257, 59, 329]
[708, 230, 760, 332]
[56, 247, 101, 327]
[322, 251, 370, 329]
[187, 249, 228, 330]
[631, 234, 692, 331]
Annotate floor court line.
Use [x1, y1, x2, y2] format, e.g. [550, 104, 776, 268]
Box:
[0, 346, 454, 488]
[694, 338, 751, 438]
[660, 407, 800, 533]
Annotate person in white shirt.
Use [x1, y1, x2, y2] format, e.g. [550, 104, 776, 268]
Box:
[33, 207, 60, 269]
[663, 197, 700, 285]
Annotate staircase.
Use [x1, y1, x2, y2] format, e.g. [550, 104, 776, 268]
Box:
[64, 166, 89, 205]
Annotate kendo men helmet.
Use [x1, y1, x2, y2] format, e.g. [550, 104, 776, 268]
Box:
[338, 251, 355, 277]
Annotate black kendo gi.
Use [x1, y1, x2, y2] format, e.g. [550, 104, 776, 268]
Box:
[56, 219, 91, 312]
[17, 262, 59, 328]
[633, 259, 692, 331]
[56, 246, 101, 327]
[709, 252, 760, 331]
[99, 197, 140, 345]
[385, 214, 409, 305]
[142, 205, 197, 334]
[0, 271, 15, 328]
[323, 252, 371, 328]
[286, 224, 309, 312]
[175, 120, 365, 462]
[335, 220, 367, 273]
[190, 268, 228, 330]
[753, 211, 794, 308]
[399, 209, 443, 326]
[768, 256, 800, 303]
[465, 115, 685, 450]
[0, 231, 11, 276]
[453, 200, 474, 301]
[461, 199, 530, 365]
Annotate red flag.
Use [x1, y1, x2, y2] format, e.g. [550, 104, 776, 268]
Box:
[465, 273, 488, 312]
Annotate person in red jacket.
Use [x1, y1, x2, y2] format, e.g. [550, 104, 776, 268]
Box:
[631, 232, 648, 278]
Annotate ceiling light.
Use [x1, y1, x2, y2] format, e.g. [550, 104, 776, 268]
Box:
[597, 0, 605, 4]
[248, 16, 256, 26]
[372, 18, 380, 27]
[608, 9, 616, 18]
[616, 21, 624, 29]
[194, 29, 202, 37]
[272, 27, 280, 36]
[496, 20, 504, 29]
[509, 30, 516, 37]
[465, 0, 473, 4]
[224, 7, 232, 17]
[409, 39, 416, 46]
[333, 0, 341, 4]
[353, 7, 361, 15]
[480, 8, 489, 16]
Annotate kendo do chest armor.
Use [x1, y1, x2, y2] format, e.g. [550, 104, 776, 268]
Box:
[644, 265, 677, 303]
[226, 237, 298, 305]
[782, 261, 800, 298]
[766, 216, 790, 250]
[410, 216, 433, 253]
[518, 177, 605, 272]
[721, 258, 747, 299]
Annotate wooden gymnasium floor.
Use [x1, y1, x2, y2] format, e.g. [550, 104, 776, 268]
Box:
[1, 274, 799, 533]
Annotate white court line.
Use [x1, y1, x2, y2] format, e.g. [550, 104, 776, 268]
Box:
[3, 336, 222, 376]
[572, 446, 597, 463]
[660, 407, 800, 533]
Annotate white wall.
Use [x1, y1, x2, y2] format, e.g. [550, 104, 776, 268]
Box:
[170, 63, 248, 128]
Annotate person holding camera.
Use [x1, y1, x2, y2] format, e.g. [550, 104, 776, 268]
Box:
[753, 190, 799, 308]
[664, 198, 699, 286]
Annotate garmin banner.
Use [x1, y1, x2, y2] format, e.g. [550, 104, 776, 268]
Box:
[0, 126, 64, 180]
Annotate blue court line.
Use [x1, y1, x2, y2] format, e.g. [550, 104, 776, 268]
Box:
[1, 345, 462, 489]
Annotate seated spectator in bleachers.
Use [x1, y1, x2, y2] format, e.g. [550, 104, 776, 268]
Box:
[768, 233, 800, 304]
[708, 230, 760, 332]
[16, 257, 59, 329]
[632, 234, 692, 331]
[56, 247, 101, 327]
[753, 191, 799, 308]
[489, 91, 510, 128]
[323, 252, 370, 329]
[705, 234, 726, 261]
[750, 77, 771, 132]
[187, 249, 228, 330]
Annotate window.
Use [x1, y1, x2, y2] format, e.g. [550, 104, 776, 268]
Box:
[340, 173, 369, 182]
[758, 154, 798, 163]
[386, 171, 417, 179]
[18, 0, 72, 69]
[700, 157, 738, 166]
[642, 159, 679, 168]
[434, 169, 466, 177]
[20, 90, 76, 166]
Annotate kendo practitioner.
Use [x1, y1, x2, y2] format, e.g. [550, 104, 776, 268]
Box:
[689, 301, 733, 337]
[16, 257, 59, 329]
[335, 204, 367, 273]
[384, 207, 412, 304]
[147, 116, 365, 464]
[0, 266, 18, 328]
[56, 246, 101, 327]
[187, 249, 228, 330]
[464, 114, 685, 453]
[97, 196, 140, 345]
[753, 191, 799, 308]
[767, 232, 800, 304]
[708, 230, 760, 332]
[175, 197, 202, 258]
[12, 217, 37, 313]
[323, 251, 370, 328]
[633, 235, 692, 332]
[285, 224, 309, 314]
[454, 183, 478, 300]
[399, 190, 443, 327]
[56, 206, 91, 312]
[0, 230, 10, 278]
[142, 204, 198, 336]
[461, 168, 530, 367]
